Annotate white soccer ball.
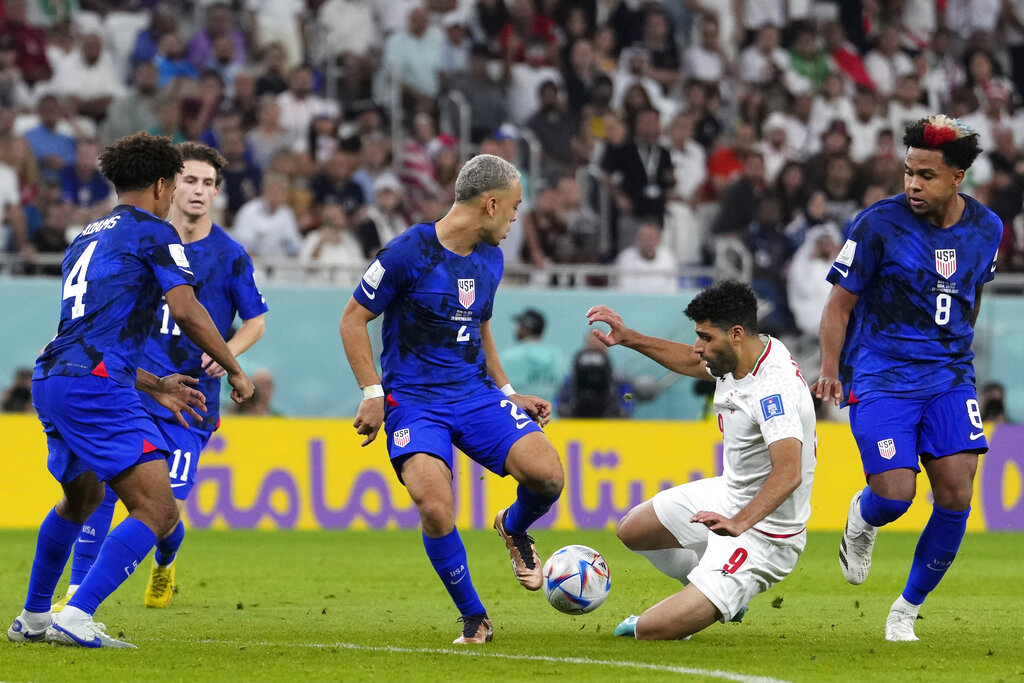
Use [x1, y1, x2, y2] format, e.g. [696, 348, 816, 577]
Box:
[541, 544, 611, 615]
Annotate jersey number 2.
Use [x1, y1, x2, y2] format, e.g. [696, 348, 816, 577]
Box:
[62, 241, 98, 319]
[456, 325, 470, 342]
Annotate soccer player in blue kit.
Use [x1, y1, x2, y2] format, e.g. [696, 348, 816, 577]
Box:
[812, 115, 1001, 642]
[340, 154, 564, 645]
[52, 142, 268, 612]
[7, 133, 254, 648]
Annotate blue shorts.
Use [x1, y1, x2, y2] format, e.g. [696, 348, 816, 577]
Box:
[155, 418, 213, 500]
[384, 388, 543, 482]
[849, 385, 989, 476]
[33, 375, 168, 484]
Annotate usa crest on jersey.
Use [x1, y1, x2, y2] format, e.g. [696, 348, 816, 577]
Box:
[877, 438, 896, 459]
[935, 249, 957, 279]
[458, 278, 475, 309]
[394, 428, 410, 447]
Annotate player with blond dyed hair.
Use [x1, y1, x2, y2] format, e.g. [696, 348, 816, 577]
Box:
[813, 115, 1000, 641]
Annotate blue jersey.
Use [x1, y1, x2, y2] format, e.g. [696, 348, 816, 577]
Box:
[138, 224, 268, 430]
[352, 222, 503, 403]
[827, 194, 1000, 402]
[34, 205, 196, 387]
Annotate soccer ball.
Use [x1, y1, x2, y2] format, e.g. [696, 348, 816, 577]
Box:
[541, 544, 611, 615]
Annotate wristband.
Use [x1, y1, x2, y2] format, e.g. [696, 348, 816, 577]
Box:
[500, 383, 516, 397]
[361, 384, 385, 400]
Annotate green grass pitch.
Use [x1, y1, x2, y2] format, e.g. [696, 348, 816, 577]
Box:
[1, 529, 1022, 682]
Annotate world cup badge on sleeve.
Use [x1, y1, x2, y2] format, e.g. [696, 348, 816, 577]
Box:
[458, 279, 475, 309]
[935, 249, 957, 279]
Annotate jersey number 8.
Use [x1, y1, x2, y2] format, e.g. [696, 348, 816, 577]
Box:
[934, 293, 952, 326]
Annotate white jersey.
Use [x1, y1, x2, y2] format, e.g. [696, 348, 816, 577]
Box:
[713, 335, 816, 535]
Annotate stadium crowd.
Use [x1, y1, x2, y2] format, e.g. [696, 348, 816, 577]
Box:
[3, 0, 1024, 340]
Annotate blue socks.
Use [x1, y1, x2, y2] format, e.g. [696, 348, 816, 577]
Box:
[902, 504, 970, 605]
[24, 508, 82, 612]
[70, 485, 118, 585]
[422, 528, 485, 617]
[503, 484, 559, 535]
[67, 517, 157, 616]
[859, 486, 912, 527]
[155, 520, 185, 566]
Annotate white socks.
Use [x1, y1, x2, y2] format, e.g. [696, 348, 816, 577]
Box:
[637, 548, 699, 584]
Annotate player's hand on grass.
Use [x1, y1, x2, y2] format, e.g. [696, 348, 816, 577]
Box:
[153, 373, 207, 428]
[200, 352, 227, 378]
[228, 369, 255, 404]
[511, 393, 552, 427]
[811, 375, 844, 406]
[690, 510, 745, 537]
[353, 397, 385, 446]
[586, 305, 630, 347]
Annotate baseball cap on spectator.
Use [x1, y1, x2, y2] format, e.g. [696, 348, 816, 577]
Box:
[514, 308, 545, 336]
[373, 172, 403, 195]
[442, 13, 466, 30]
[764, 112, 788, 132]
[494, 123, 519, 141]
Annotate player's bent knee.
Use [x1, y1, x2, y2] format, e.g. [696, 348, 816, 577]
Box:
[615, 510, 643, 550]
[932, 486, 973, 512]
[415, 498, 456, 533]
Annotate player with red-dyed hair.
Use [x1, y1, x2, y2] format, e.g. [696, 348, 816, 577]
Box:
[812, 115, 1000, 641]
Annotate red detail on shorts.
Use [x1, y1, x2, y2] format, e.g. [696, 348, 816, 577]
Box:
[216, 416, 221, 430]
[754, 527, 805, 539]
[142, 439, 158, 454]
[90, 360, 109, 378]
[848, 389, 858, 404]
[386, 393, 399, 407]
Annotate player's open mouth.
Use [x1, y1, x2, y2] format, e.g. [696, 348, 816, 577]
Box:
[908, 197, 924, 208]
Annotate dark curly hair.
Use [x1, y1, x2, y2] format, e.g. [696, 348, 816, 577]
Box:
[684, 280, 758, 333]
[178, 141, 228, 188]
[99, 132, 183, 193]
[903, 118, 982, 170]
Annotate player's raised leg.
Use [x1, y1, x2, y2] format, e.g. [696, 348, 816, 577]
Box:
[8, 471, 105, 643]
[402, 454, 492, 644]
[48, 458, 179, 649]
[53, 485, 119, 611]
[497, 432, 564, 591]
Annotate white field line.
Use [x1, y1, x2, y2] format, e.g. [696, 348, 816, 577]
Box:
[144, 638, 792, 683]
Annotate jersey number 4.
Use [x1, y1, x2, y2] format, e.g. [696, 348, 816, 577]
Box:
[62, 241, 98, 319]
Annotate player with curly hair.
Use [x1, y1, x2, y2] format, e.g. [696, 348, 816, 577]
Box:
[812, 115, 1001, 641]
[589, 280, 817, 641]
[7, 133, 254, 649]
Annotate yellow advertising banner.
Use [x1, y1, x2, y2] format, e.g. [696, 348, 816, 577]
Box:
[3, 415, 1021, 531]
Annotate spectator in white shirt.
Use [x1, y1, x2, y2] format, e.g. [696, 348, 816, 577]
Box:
[615, 222, 678, 293]
[683, 15, 728, 84]
[232, 172, 302, 259]
[299, 203, 365, 282]
[47, 32, 125, 122]
[847, 87, 887, 164]
[276, 65, 340, 156]
[383, 6, 445, 109]
[863, 25, 914, 97]
[889, 73, 930, 137]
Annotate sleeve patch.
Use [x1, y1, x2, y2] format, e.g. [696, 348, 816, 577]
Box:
[836, 239, 856, 266]
[363, 259, 385, 288]
[760, 394, 785, 421]
[168, 243, 192, 270]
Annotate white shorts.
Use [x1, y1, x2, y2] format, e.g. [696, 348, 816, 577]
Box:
[652, 477, 806, 621]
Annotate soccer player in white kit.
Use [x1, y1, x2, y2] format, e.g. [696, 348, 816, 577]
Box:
[586, 280, 816, 640]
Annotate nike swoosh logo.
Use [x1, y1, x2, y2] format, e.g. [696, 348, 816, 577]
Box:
[450, 573, 466, 585]
[969, 431, 985, 440]
[78, 539, 96, 544]
[833, 266, 849, 277]
[515, 421, 530, 430]
[54, 624, 102, 648]
[171, 482, 187, 488]
[360, 283, 376, 299]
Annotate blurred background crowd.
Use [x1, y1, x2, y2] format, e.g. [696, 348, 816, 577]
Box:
[1, 0, 1024, 418]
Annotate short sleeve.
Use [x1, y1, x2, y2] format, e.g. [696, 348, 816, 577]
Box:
[753, 373, 807, 447]
[480, 248, 504, 322]
[231, 248, 269, 320]
[979, 215, 1001, 285]
[141, 220, 196, 293]
[825, 209, 881, 295]
[352, 240, 412, 314]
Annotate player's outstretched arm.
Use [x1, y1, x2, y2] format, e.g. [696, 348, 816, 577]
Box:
[811, 284, 859, 406]
[201, 314, 267, 378]
[165, 284, 254, 403]
[136, 368, 207, 427]
[480, 320, 552, 426]
[340, 297, 386, 446]
[691, 437, 803, 536]
[586, 304, 710, 380]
